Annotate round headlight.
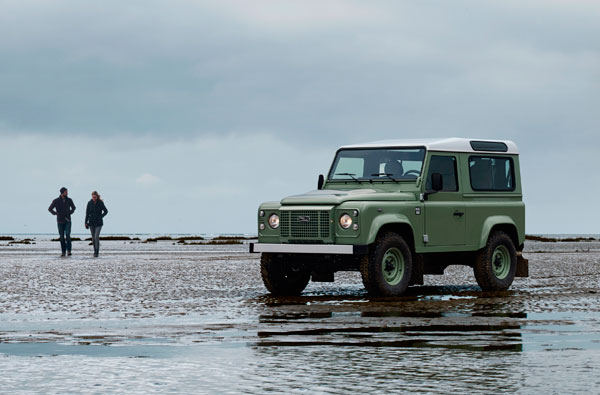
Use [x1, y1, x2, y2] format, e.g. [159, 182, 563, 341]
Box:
[339, 214, 353, 229]
[268, 214, 280, 229]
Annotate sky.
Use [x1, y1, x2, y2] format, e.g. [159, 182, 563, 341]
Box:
[1, 0, 599, 235]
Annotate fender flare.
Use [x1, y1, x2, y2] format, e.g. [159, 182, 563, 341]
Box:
[366, 213, 415, 245]
[479, 216, 518, 249]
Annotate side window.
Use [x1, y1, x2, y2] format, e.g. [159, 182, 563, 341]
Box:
[426, 155, 458, 192]
[469, 156, 515, 191]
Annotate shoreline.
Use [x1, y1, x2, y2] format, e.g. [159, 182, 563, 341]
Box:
[2, 233, 597, 242]
[0, 234, 258, 246]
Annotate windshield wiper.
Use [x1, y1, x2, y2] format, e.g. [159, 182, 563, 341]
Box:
[371, 173, 399, 183]
[335, 173, 362, 183]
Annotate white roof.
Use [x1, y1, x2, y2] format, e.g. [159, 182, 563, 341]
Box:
[339, 137, 519, 154]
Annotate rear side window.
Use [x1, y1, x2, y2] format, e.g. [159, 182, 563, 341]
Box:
[426, 155, 458, 192]
[469, 156, 515, 191]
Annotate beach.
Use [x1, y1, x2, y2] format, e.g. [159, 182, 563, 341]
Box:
[1, 236, 599, 393]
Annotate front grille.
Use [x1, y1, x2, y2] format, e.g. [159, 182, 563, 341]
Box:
[280, 210, 331, 239]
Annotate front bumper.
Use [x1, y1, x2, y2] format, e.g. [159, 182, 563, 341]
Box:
[249, 243, 368, 255]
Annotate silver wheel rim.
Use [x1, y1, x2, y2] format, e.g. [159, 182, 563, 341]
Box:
[381, 247, 405, 286]
[492, 245, 511, 280]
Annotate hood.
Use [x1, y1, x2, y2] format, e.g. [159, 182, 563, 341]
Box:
[280, 189, 416, 205]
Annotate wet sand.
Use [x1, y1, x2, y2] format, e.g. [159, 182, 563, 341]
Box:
[0, 238, 599, 393]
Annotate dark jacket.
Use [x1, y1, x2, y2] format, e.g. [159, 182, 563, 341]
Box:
[85, 199, 108, 227]
[48, 196, 76, 223]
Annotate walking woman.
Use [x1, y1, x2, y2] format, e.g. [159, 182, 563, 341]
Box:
[85, 191, 108, 257]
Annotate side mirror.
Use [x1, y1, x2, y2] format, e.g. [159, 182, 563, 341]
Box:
[318, 174, 324, 190]
[431, 173, 443, 192]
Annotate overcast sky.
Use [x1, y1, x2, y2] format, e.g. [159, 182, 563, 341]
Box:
[1, 0, 599, 235]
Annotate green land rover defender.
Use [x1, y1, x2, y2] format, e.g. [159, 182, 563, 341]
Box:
[250, 138, 528, 296]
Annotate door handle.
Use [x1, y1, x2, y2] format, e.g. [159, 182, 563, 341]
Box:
[453, 211, 465, 217]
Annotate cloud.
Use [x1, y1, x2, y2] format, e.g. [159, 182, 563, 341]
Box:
[0, 0, 597, 149]
[0, 2, 599, 234]
[0, 133, 334, 234]
[206, 0, 386, 31]
[135, 173, 160, 186]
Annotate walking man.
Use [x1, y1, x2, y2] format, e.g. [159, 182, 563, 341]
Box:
[48, 187, 76, 257]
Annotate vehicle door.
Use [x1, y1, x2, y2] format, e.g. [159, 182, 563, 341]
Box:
[423, 154, 466, 246]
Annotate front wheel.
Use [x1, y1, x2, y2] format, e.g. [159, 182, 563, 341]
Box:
[473, 231, 517, 291]
[360, 233, 413, 296]
[260, 253, 310, 296]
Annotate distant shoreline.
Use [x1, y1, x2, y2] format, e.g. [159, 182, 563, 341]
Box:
[0, 234, 258, 246]
[1, 234, 598, 243]
[0, 233, 257, 237]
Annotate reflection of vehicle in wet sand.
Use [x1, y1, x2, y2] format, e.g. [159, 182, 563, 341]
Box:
[252, 138, 529, 296]
[254, 287, 526, 352]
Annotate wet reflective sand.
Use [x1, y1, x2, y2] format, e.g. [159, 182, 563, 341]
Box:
[1, 239, 599, 393]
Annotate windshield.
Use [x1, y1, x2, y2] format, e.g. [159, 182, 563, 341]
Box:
[328, 147, 426, 182]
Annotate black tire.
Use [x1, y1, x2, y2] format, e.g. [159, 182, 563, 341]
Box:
[473, 231, 517, 291]
[260, 253, 310, 296]
[360, 233, 413, 296]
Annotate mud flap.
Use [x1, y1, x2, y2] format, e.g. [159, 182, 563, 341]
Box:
[311, 271, 334, 282]
[515, 252, 529, 277]
[410, 254, 424, 285]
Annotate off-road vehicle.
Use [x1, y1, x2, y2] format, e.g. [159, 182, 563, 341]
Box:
[250, 138, 528, 296]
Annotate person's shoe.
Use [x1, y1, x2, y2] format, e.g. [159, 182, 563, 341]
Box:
[93, 253, 99, 258]
[67, 251, 72, 256]
[61, 252, 66, 257]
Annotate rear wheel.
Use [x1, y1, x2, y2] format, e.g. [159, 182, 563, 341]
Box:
[473, 231, 517, 291]
[360, 233, 413, 296]
[260, 253, 310, 296]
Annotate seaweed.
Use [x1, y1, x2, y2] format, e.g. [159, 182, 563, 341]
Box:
[176, 236, 205, 241]
[213, 235, 255, 241]
[143, 236, 174, 243]
[525, 235, 597, 242]
[0, 236, 15, 241]
[9, 238, 35, 245]
[86, 236, 133, 241]
[204, 239, 243, 245]
[177, 238, 243, 245]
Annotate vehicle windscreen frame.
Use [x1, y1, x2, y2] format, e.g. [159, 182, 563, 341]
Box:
[327, 146, 427, 182]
